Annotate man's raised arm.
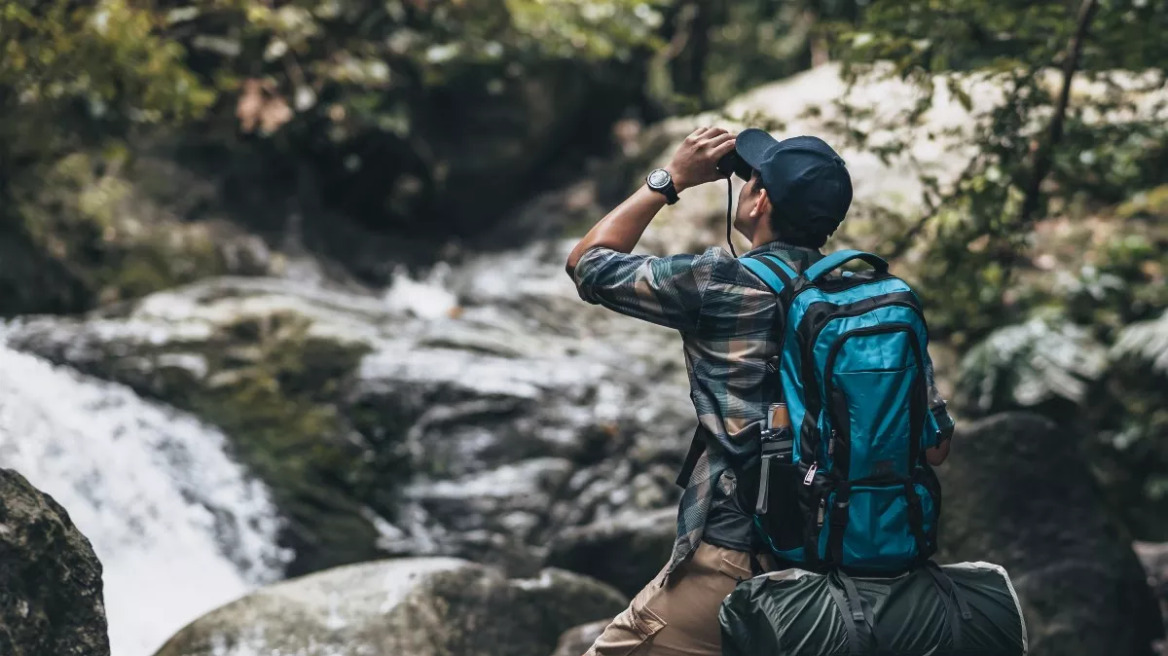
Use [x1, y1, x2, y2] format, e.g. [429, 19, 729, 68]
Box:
[565, 127, 736, 272]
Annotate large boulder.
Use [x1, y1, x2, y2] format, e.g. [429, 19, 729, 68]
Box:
[153, 557, 625, 656]
[937, 412, 1164, 656]
[546, 507, 675, 598]
[0, 468, 109, 656]
[627, 65, 1168, 260]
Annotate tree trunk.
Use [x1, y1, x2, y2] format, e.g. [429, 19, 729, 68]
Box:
[1017, 0, 1099, 228]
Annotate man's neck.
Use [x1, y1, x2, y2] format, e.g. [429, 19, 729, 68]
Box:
[750, 225, 782, 250]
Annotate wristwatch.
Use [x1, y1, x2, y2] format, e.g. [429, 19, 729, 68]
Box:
[646, 168, 679, 205]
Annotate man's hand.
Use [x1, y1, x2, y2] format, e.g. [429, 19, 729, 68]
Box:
[667, 126, 737, 192]
[566, 127, 736, 272]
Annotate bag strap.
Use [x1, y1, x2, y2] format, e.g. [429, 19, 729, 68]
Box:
[741, 253, 799, 312]
[827, 579, 863, 656]
[802, 249, 888, 283]
[925, 561, 974, 650]
[741, 254, 795, 292]
[828, 571, 873, 655]
[839, 571, 875, 634]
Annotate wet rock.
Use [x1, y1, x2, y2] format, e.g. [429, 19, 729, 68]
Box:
[937, 412, 1164, 656]
[550, 620, 609, 656]
[7, 259, 696, 577]
[7, 278, 385, 577]
[0, 468, 109, 656]
[153, 558, 626, 656]
[546, 507, 675, 597]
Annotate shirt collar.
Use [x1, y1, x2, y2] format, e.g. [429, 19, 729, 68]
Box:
[740, 240, 823, 259]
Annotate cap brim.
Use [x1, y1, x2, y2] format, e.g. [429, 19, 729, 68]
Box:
[735, 128, 780, 171]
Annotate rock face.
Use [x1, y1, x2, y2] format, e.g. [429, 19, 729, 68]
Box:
[937, 412, 1164, 656]
[0, 468, 109, 656]
[153, 557, 625, 656]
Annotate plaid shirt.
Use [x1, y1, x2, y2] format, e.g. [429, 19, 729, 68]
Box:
[570, 240, 949, 574]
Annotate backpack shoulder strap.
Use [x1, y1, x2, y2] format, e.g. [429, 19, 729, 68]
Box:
[802, 249, 888, 283]
[741, 253, 798, 307]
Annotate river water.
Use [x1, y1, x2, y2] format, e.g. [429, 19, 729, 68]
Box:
[0, 343, 290, 656]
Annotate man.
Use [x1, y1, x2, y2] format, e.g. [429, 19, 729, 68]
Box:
[565, 126, 954, 656]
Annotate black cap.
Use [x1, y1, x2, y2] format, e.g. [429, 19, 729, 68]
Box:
[735, 129, 853, 234]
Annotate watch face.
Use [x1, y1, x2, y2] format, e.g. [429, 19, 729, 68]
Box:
[647, 168, 671, 189]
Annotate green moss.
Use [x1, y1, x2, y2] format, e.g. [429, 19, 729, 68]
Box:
[96, 310, 398, 574]
[160, 312, 396, 574]
[1117, 185, 1168, 219]
[2, 151, 232, 315]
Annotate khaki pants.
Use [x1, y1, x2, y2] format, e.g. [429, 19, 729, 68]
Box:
[584, 542, 773, 656]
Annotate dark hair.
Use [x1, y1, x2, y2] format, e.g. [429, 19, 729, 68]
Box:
[769, 208, 835, 249]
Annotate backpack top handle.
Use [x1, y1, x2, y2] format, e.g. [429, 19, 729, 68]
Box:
[803, 249, 889, 283]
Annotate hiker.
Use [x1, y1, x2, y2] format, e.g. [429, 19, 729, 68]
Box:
[565, 126, 956, 656]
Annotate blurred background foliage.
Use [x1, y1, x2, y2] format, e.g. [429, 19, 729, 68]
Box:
[3, 0, 1168, 537]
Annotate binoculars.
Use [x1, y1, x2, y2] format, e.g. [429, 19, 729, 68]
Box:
[717, 150, 754, 181]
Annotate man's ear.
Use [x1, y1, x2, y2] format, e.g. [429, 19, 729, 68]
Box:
[751, 186, 772, 220]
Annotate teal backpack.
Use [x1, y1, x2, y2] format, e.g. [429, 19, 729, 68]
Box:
[740, 249, 944, 574]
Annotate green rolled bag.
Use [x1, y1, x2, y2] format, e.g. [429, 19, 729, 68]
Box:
[719, 561, 1028, 656]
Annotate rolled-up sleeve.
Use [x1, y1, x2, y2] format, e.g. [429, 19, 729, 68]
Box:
[568, 247, 716, 332]
[924, 354, 956, 444]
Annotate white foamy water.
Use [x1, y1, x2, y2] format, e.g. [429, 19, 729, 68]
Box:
[0, 345, 290, 656]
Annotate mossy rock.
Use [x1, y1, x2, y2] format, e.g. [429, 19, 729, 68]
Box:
[7, 281, 403, 576]
[1, 151, 267, 317]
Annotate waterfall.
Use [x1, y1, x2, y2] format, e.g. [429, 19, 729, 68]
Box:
[0, 344, 290, 656]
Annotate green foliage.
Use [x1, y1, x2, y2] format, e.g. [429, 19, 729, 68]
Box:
[829, 0, 1168, 538]
[1090, 310, 1168, 539]
[957, 314, 1107, 417]
[829, 0, 1168, 345]
[0, 0, 220, 312]
[0, 151, 235, 315]
[506, 0, 666, 58]
[166, 0, 665, 137]
[0, 0, 212, 166]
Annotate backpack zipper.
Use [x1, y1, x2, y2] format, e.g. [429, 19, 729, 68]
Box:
[803, 462, 818, 486]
